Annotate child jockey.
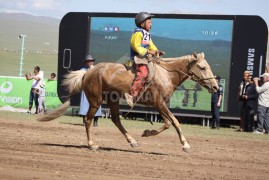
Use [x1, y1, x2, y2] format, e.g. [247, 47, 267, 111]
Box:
[125, 12, 165, 107]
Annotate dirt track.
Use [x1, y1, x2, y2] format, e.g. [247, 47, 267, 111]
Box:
[0, 118, 269, 180]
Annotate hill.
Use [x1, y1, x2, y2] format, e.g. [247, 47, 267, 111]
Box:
[0, 13, 60, 52]
[0, 13, 60, 77]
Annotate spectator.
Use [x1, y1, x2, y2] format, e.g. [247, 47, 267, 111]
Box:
[238, 71, 250, 131]
[211, 75, 223, 129]
[34, 81, 47, 114]
[48, 72, 56, 81]
[258, 75, 264, 86]
[25, 66, 42, 114]
[182, 90, 189, 106]
[78, 55, 102, 127]
[242, 76, 258, 132]
[253, 73, 269, 134]
[192, 89, 198, 107]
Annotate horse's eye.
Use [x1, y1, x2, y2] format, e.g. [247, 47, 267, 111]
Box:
[200, 67, 206, 71]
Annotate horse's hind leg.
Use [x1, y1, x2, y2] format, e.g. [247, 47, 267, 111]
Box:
[84, 106, 99, 150]
[107, 98, 139, 147]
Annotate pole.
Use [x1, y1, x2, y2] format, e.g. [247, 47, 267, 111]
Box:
[19, 34, 25, 77]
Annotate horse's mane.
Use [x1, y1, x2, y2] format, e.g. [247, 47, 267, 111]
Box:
[161, 55, 193, 62]
[158, 55, 194, 71]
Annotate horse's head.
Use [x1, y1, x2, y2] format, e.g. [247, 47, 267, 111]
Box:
[188, 52, 219, 93]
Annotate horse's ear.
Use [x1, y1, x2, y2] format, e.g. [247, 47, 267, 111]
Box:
[192, 51, 197, 59]
[196, 52, 205, 62]
[190, 53, 198, 64]
[199, 52, 205, 59]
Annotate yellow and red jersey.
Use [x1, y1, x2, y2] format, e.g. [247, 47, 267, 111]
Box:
[130, 28, 158, 60]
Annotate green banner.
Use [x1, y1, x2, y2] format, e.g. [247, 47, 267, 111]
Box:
[0, 76, 62, 109]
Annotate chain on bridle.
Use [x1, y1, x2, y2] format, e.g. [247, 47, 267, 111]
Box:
[187, 59, 215, 85]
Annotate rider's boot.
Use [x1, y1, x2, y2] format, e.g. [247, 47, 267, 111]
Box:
[124, 93, 134, 108]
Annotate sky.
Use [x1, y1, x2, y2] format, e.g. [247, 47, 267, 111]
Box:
[0, 0, 268, 26]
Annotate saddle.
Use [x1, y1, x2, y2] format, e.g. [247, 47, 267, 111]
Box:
[123, 55, 159, 82]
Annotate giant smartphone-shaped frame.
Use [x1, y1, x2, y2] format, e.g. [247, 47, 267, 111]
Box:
[58, 12, 268, 118]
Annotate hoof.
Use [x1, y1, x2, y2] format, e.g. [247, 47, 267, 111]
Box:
[183, 147, 191, 153]
[182, 143, 191, 153]
[130, 141, 139, 148]
[142, 130, 151, 137]
[90, 145, 99, 151]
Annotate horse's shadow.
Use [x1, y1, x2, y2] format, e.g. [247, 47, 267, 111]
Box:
[39, 143, 170, 156]
[60, 122, 84, 126]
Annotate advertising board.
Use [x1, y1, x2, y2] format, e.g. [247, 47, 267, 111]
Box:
[0, 76, 61, 109]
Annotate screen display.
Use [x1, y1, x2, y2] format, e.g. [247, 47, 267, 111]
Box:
[88, 17, 233, 112]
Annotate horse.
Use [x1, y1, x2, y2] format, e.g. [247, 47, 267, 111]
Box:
[37, 52, 218, 153]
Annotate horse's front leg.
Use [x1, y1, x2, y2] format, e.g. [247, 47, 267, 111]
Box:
[165, 109, 190, 152]
[141, 95, 173, 137]
[142, 116, 171, 136]
[143, 102, 190, 152]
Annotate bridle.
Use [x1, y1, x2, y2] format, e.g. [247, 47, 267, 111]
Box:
[187, 59, 215, 85]
[156, 56, 215, 84]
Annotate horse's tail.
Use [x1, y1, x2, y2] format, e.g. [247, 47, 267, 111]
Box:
[37, 97, 71, 122]
[37, 70, 87, 122]
[62, 70, 87, 94]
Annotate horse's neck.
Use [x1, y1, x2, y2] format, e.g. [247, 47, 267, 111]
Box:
[160, 56, 192, 87]
[161, 55, 192, 74]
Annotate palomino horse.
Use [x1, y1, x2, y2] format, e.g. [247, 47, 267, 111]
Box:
[38, 52, 218, 152]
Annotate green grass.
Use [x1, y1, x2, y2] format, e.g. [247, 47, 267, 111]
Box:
[0, 50, 57, 77]
[1, 110, 268, 142]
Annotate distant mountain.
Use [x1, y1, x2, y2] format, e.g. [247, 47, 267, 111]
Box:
[0, 13, 60, 52]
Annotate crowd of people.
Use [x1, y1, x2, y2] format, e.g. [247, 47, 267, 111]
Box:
[211, 70, 269, 134]
[237, 70, 269, 134]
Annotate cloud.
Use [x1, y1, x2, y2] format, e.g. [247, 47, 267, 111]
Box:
[0, 0, 67, 18]
[32, 0, 61, 10]
[0, 1, 31, 10]
[0, 0, 63, 10]
[0, 8, 32, 14]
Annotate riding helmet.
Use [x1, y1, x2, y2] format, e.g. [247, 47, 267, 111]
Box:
[135, 12, 154, 27]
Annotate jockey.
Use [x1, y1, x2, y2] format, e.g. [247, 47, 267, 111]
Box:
[125, 12, 165, 107]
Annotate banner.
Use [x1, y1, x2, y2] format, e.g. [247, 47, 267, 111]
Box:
[0, 76, 62, 109]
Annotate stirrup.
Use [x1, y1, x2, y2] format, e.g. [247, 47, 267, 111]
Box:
[124, 93, 134, 108]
